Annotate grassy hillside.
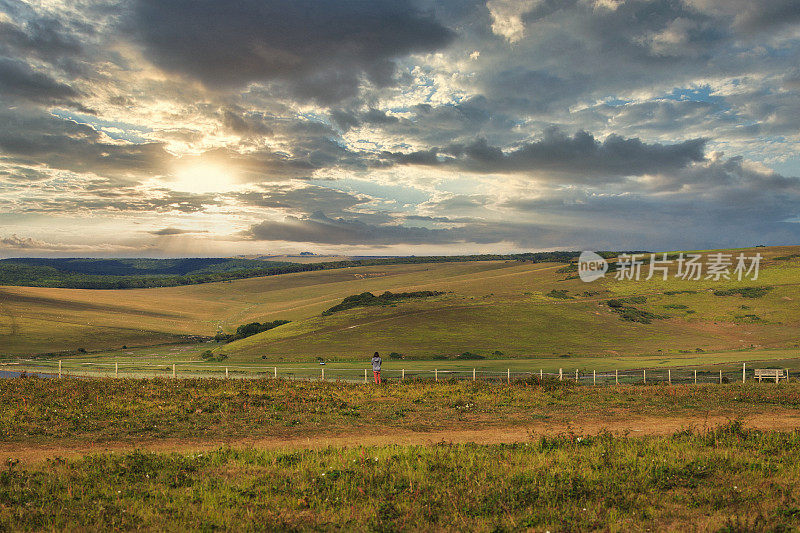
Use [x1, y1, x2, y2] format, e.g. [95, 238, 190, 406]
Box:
[218, 245, 800, 361]
[1, 246, 799, 361]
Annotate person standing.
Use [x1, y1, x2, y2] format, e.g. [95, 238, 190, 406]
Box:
[371, 351, 382, 384]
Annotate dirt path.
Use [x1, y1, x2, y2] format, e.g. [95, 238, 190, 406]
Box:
[4, 411, 800, 464]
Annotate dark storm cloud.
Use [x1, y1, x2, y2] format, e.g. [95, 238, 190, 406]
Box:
[22, 187, 220, 214]
[236, 185, 369, 213]
[0, 108, 171, 179]
[500, 156, 800, 249]
[732, 0, 800, 33]
[247, 211, 459, 245]
[382, 129, 706, 182]
[0, 15, 84, 62]
[129, 0, 455, 102]
[331, 108, 399, 131]
[149, 227, 209, 235]
[0, 165, 51, 182]
[0, 58, 90, 111]
[219, 106, 274, 137]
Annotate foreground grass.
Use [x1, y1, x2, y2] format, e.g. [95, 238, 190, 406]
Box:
[2, 423, 800, 531]
[2, 378, 800, 445]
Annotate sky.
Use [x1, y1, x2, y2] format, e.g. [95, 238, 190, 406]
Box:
[1, 0, 799, 257]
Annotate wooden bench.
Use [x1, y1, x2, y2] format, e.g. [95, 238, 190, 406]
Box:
[754, 368, 789, 383]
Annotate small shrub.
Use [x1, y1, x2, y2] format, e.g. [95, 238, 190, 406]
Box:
[389, 352, 403, 360]
[606, 299, 666, 324]
[664, 290, 697, 295]
[713, 286, 772, 298]
[546, 289, 572, 299]
[456, 352, 485, 360]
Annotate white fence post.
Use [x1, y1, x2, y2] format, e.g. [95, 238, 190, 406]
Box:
[559, 368, 563, 381]
[225, 367, 229, 379]
[58, 360, 62, 379]
[668, 369, 671, 385]
[575, 369, 578, 382]
[615, 369, 619, 385]
[402, 368, 405, 381]
[593, 369, 596, 386]
[507, 369, 510, 383]
[539, 369, 543, 380]
[643, 369, 646, 384]
[473, 368, 476, 381]
[321, 368, 325, 381]
[743, 363, 746, 383]
[115, 362, 118, 378]
[435, 369, 438, 382]
[694, 369, 697, 385]
[274, 366, 277, 379]
[364, 368, 367, 384]
[719, 370, 723, 384]
[172, 364, 176, 379]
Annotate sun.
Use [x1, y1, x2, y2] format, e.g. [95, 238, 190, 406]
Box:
[171, 162, 237, 194]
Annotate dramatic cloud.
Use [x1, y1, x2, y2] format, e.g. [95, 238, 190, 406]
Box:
[0, 108, 171, 180]
[0, 234, 46, 249]
[129, 0, 454, 102]
[247, 212, 458, 245]
[382, 129, 707, 182]
[150, 227, 209, 236]
[0, 0, 798, 255]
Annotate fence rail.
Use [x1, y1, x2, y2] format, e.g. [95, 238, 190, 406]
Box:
[0, 361, 791, 385]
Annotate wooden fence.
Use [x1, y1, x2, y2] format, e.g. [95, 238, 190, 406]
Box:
[0, 361, 791, 385]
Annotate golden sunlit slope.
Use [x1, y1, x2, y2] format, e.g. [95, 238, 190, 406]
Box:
[0, 260, 529, 355]
[2, 246, 799, 359]
[218, 246, 800, 361]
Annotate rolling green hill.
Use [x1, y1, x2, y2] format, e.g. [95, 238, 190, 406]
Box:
[1, 246, 799, 363]
[213, 245, 800, 362]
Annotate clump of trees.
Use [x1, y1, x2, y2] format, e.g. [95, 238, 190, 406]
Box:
[322, 291, 446, 316]
[214, 319, 291, 343]
[456, 352, 485, 360]
[201, 350, 228, 362]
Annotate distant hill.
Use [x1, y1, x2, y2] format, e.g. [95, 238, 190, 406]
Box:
[0, 252, 583, 289]
[0, 258, 292, 289]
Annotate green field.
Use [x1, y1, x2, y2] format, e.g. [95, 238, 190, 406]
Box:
[3, 378, 800, 531]
[2, 246, 799, 373]
[4, 377, 800, 446]
[4, 427, 800, 531]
